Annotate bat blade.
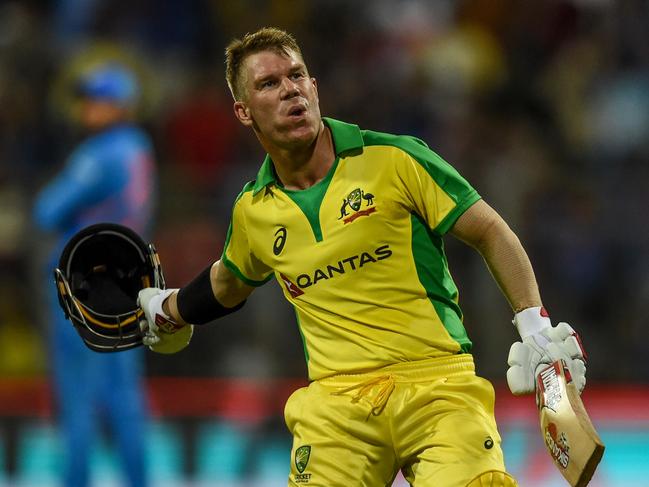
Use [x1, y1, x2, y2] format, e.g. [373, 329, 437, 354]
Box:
[536, 361, 605, 487]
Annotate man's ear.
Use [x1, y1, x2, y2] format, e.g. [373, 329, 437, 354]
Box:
[311, 77, 319, 102]
[233, 101, 253, 127]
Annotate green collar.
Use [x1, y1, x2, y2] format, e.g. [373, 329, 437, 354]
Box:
[251, 117, 364, 195]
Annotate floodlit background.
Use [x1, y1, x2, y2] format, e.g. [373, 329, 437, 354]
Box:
[1, 0, 648, 485]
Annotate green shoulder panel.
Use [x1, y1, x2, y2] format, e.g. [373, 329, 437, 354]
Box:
[361, 130, 480, 234]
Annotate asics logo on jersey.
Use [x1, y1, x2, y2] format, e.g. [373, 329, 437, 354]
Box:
[273, 227, 287, 255]
[338, 187, 376, 224]
[295, 244, 392, 289]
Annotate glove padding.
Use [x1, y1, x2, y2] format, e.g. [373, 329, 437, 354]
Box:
[507, 322, 586, 395]
[137, 287, 193, 354]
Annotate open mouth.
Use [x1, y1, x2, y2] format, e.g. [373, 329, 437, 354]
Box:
[288, 106, 306, 117]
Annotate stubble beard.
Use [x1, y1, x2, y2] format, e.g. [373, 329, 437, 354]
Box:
[255, 111, 321, 152]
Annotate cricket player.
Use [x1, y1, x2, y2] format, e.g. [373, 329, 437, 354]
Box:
[34, 62, 154, 487]
[138, 28, 587, 486]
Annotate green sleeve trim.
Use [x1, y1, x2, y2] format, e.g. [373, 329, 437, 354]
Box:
[435, 191, 481, 235]
[221, 254, 274, 287]
[221, 180, 273, 287]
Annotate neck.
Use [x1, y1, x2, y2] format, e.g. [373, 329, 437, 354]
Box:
[266, 121, 335, 190]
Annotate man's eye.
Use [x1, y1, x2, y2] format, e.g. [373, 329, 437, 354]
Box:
[261, 80, 276, 88]
[291, 72, 305, 80]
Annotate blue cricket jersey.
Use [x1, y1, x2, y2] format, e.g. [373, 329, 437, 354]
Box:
[34, 122, 156, 245]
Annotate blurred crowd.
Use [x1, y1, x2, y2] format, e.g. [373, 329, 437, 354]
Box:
[2, 0, 649, 387]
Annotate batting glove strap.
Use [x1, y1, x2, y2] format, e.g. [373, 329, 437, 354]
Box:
[137, 287, 193, 354]
[513, 306, 551, 339]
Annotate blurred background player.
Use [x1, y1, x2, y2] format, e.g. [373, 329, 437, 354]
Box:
[32, 62, 155, 487]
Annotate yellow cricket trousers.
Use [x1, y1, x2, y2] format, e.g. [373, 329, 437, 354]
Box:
[284, 354, 517, 486]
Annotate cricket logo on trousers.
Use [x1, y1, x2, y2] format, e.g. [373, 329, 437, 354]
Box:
[295, 445, 311, 473]
[338, 187, 376, 224]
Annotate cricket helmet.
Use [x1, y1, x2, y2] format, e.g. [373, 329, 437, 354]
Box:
[54, 223, 164, 352]
[76, 62, 139, 105]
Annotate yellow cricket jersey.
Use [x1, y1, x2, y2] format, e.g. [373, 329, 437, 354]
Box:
[222, 118, 481, 380]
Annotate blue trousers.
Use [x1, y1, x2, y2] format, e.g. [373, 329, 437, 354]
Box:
[48, 286, 149, 487]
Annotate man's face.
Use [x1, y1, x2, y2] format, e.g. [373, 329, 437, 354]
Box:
[235, 49, 321, 150]
[79, 99, 126, 131]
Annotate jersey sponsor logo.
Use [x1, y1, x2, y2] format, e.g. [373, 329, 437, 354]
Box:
[295, 445, 311, 473]
[295, 244, 392, 289]
[280, 273, 304, 298]
[273, 227, 287, 255]
[338, 187, 376, 224]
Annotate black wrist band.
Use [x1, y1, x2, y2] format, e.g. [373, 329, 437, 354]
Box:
[177, 265, 245, 324]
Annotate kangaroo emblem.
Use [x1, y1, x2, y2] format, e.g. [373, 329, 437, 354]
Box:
[338, 188, 375, 220]
[338, 199, 350, 219]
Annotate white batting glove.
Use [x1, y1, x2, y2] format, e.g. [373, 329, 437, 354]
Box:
[506, 307, 586, 396]
[137, 288, 193, 354]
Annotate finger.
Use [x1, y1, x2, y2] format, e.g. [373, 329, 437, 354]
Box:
[507, 341, 531, 367]
[569, 359, 587, 392]
[571, 358, 586, 376]
[143, 333, 160, 346]
[570, 369, 586, 393]
[137, 287, 158, 308]
[548, 322, 575, 341]
[507, 365, 534, 395]
[139, 319, 149, 334]
[547, 340, 580, 364]
[562, 335, 585, 360]
[577, 375, 586, 393]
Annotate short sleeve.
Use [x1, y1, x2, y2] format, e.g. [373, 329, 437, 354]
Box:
[221, 190, 274, 286]
[394, 138, 480, 235]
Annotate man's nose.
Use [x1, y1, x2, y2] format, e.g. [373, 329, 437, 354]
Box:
[280, 77, 300, 99]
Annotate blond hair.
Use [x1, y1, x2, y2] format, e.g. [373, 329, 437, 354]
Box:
[225, 27, 303, 101]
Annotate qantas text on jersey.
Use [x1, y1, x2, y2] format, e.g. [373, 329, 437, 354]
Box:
[294, 244, 392, 289]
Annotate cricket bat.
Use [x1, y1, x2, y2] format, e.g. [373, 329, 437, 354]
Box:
[536, 360, 605, 487]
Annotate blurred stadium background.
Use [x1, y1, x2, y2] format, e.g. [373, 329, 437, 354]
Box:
[1, 0, 649, 485]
